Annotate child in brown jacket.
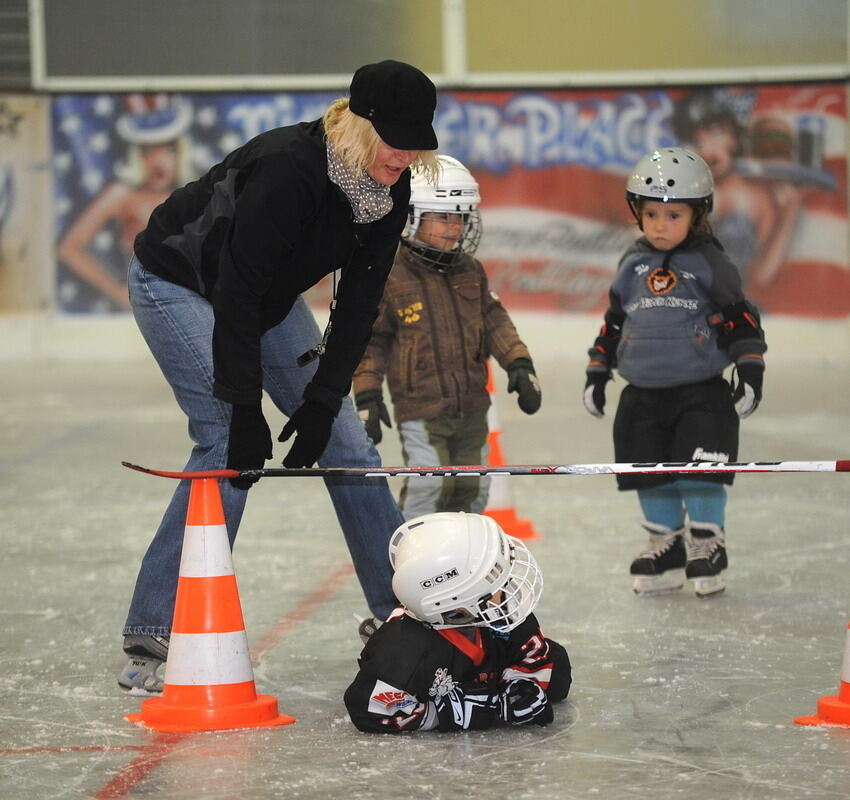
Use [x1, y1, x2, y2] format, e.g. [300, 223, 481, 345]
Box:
[354, 156, 540, 519]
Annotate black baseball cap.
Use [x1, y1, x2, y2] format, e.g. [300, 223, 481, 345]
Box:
[349, 60, 438, 151]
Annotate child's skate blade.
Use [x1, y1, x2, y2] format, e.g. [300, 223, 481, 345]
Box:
[632, 568, 685, 596]
[692, 574, 725, 597]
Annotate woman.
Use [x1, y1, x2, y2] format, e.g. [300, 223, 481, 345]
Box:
[120, 60, 440, 693]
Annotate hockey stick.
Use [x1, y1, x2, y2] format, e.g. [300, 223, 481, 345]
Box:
[122, 459, 850, 481]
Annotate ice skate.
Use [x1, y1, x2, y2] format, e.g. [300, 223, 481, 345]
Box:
[118, 634, 169, 695]
[629, 522, 687, 596]
[686, 523, 728, 598]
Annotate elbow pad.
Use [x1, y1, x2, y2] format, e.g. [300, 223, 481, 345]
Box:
[707, 300, 765, 349]
[588, 311, 624, 371]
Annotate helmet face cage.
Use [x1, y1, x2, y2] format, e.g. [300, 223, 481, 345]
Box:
[402, 155, 482, 270]
[626, 147, 714, 227]
[389, 513, 543, 633]
[475, 537, 543, 632]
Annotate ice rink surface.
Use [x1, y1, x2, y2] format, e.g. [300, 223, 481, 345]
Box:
[1, 313, 849, 799]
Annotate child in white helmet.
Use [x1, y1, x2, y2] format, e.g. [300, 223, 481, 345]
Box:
[583, 148, 767, 598]
[344, 512, 571, 732]
[353, 155, 541, 520]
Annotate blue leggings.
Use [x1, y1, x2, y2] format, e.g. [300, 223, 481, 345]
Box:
[637, 480, 726, 530]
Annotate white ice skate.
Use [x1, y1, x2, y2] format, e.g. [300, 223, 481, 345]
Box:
[687, 523, 728, 598]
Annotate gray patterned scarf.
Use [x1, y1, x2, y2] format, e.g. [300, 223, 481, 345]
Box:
[326, 141, 393, 223]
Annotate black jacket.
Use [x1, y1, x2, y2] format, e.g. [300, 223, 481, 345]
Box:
[135, 119, 410, 412]
[344, 611, 570, 733]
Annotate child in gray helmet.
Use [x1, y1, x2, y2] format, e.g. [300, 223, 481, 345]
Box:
[583, 147, 767, 598]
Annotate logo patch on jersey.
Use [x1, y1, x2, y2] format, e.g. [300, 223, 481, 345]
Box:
[420, 567, 459, 589]
[397, 301, 423, 324]
[428, 667, 456, 698]
[368, 679, 419, 716]
[647, 268, 678, 295]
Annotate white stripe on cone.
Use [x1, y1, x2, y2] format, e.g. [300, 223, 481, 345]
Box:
[179, 523, 234, 578]
[841, 627, 850, 684]
[164, 631, 255, 686]
[485, 397, 514, 511]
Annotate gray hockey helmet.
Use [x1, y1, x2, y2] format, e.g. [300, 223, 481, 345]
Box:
[626, 147, 714, 218]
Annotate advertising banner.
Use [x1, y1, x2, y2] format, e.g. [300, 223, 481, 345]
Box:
[52, 84, 847, 317]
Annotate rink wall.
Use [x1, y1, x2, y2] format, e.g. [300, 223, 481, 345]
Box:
[1, 311, 847, 366]
[1, 82, 849, 320]
[1, 82, 848, 368]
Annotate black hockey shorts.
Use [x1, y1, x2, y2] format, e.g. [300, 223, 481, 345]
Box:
[612, 376, 739, 491]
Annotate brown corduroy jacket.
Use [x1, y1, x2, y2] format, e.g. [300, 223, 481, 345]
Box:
[353, 246, 531, 423]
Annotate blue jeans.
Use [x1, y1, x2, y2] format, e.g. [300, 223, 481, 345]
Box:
[124, 254, 401, 636]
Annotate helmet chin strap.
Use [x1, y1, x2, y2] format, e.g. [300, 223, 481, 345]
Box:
[404, 239, 461, 271]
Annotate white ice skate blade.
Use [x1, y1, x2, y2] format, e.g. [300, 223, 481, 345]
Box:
[632, 569, 686, 596]
[692, 575, 726, 598]
[124, 685, 163, 697]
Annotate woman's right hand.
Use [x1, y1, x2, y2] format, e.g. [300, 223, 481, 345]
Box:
[226, 403, 273, 489]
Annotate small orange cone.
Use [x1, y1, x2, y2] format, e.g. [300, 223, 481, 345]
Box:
[126, 478, 295, 732]
[482, 362, 540, 541]
[795, 621, 850, 727]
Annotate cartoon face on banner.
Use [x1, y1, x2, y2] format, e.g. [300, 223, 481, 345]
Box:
[52, 92, 336, 312]
[52, 84, 847, 317]
[436, 86, 847, 317]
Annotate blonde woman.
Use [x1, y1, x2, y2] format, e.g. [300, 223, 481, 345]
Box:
[121, 61, 439, 693]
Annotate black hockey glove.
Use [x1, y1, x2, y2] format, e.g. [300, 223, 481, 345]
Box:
[507, 358, 542, 415]
[583, 370, 611, 418]
[355, 390, 391, 444]
[434, 683, 499, 732]
[497, 678, 553, 726]
[732, 361, 764, 419]
[226, 403, 273, 489]
[278, 400, 335, 467]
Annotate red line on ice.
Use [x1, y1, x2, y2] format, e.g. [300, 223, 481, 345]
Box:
[88, 561, 354, 798]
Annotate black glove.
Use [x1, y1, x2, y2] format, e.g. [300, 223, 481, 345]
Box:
[732, 361, 764, 419]
[583, 370, 611, 418]
[278, 400, 335, 467]
[226, 403, 273, 490]
[355, 390, 391, 444]
[497, 678, 553, 726]
[506, 358, 542, 415]
[434, 683, 499, 731]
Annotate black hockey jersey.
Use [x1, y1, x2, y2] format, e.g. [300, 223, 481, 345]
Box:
[344, 608, 571, 733]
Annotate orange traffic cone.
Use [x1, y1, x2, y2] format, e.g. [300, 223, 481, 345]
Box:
[126, 477, 295, 732]
[482, 362, 540, 541]
[794, 621, 850, 727]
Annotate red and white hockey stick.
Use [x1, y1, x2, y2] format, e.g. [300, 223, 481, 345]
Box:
[122, 459, 850, 481]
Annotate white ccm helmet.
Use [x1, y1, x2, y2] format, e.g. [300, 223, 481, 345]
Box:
[389, 512, 543, 632]
[626, 147, 714, 224]
[402, 155, 483, 271]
